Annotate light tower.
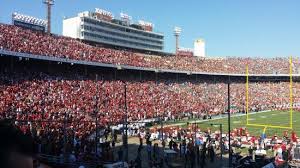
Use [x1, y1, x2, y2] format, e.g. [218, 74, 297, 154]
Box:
[43, 0, 54, 33]
[174, 27, 182, 54]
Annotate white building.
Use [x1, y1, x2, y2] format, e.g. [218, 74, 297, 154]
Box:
[194, 39, 205, 57]
[63, 9, 164, 52]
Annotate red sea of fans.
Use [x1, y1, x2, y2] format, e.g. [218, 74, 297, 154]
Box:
[2, 23, 300, 165]
[0, 70, 299, 126]
[0, 69, 299, 163]
[0, 23, 299, 134]
[0, 23, 298, 74]
[0, 20, 299, 125]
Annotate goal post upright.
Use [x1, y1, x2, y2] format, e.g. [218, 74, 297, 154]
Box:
[289, 56, 293, 129]
[245, 57, 293, 130]
[246, 64, 249, 125]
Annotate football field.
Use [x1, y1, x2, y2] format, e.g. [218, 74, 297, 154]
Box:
[174, 110, 299, 137]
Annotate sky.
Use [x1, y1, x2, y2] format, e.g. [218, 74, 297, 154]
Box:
[1, 0, 300, 57]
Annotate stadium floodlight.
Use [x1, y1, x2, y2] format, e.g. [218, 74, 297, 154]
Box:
[43, 0, 54, 33]
[174, 27, 182, 54]
[12, 12, 47, 27]
[174, 26, 182, 36]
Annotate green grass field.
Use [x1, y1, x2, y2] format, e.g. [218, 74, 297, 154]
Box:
[167, 110, 300, 137]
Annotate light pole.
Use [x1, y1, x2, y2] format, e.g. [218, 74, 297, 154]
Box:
[63, 111, 67, 162]
[161, 100, 165, 144]
[95, 74, 98, 156]
[227, 77, 232, 167]
[43, 0, 54, 33]
[121, 81, 128, 162]
[193, 121, 197, 146]
[174, 27, 182, 54]
[210, 123, 223, 167]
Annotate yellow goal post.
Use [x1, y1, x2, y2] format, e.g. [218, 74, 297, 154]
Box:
[245, 56, 293, 130]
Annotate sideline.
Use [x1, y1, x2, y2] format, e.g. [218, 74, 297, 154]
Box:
[160, 110, 275, 128]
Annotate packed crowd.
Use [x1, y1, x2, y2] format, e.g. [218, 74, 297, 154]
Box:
[144, 124, 300, 168]
[2, 116, 299, 167]
[0, 67, 299, 165]
[2, 22, 300, 167]
[1, 70, 299, 127]
[1, 23, 299, 74]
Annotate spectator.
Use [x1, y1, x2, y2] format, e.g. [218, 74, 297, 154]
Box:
[0, 119, 35, 168]
[0, 24, 294, 75]
[147, 141, 152, 161]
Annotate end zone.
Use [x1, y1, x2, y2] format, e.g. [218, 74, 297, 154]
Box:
[245, 56, 293, 130]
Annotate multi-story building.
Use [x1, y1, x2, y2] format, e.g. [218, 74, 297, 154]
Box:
[63, 9, 164, 52]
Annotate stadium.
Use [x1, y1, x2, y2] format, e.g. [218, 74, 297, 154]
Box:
[1, 1, 300, 168]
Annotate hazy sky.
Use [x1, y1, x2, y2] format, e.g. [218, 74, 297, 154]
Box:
[1, 0, 300, 57]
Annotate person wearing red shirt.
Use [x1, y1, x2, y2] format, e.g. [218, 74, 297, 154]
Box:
[291, 131, 297, 142]
[250, 136, 256, 144]
[281, 143, 287, 151]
